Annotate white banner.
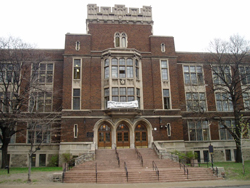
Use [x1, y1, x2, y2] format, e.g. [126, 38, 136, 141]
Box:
[107, 100, 138, 109]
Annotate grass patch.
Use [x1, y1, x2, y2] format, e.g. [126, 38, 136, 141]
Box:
[0, 167, 61, 176]
[199, 160, 250, 180]
[0, 179, 27, 184]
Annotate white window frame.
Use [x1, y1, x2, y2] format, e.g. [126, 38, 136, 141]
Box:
[160, 60, 169, 81]
[73, 124, 78, 138]
[183, 65, 204, 86]
[114, 32, 128, 48]
[188, 120, 210, 141]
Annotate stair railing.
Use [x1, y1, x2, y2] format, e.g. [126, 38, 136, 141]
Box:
[95, 162, 97, 183]
[62, 163, 67, 183]
[152, 161, 159, 181]
[115, 147, 120, 167]
[124, 162, 128, 182]
[179, 162, 188, 179]
[135, 147, 143, 167]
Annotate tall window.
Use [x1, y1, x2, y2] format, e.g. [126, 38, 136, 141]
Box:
[74, 124, 78, 138]
[27, 124, 51, 143]
[30, 92, 52, 112]
[32, 63, 53, 84]
[104, 59, 109, 79]
[114, 32, 127, 48]
[104, 88, 109, 108]
[219, 120, 234, 140]
[137, 88, 140, 108]
[135, 59, 139, 79]
[243, 93, 250, 110]
[161, 43, 165, 52]
[183, 65, 203, 85]
[186, 92, 206, 112]
[73, 89, 80, 110]
[239, 66, 250, 85]
[75, 41, 80, 51]
[215, 92, 233, 111]
[188, 121, 210, 141]
[163, 89, 170, 109]
[161, 60, 168, 80]
[73, 59, 81, 79]
[213, 66, 231, 85]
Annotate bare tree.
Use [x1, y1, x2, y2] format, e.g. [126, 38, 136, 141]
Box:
[206, 34, 250, 163]
[0, 36, 58, 168]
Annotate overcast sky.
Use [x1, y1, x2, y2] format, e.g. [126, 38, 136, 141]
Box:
[1, 0, 249, 52]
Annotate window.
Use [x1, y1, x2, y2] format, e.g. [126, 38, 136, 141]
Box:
[219, 120, 234, 140]
[226, 150, 231, 161]
[32, 63, 53, 84]
[75, 41, 80, 51]
[0, 63, 20, 83]
[163, 89, 170, 109]
[203, 150, 209, 162]
[161, 60, 168, 80]
[213, 66, 231, 85]
[104, 59, 110, 79]
[73, 89, 80, 110]
[0, 91, 18, 112]
[104, 88, 109, 108]
[135, 59, 139, 79]
[188, 121, 210, 141]
[183, 65, 203, 85]
[39, 154, 46, 166]
[74, 124, 78, 138]
[215, 92, 233, 111]
[136, 88, 140, 108]
[27, 124, 51, 143]
[111, 87, 136, 102]
[109, 58, 135, 79]
[114, 32, 127, 48]
[73, 59, 81, 79]
[30, 92, 52, 112]
[239, 66, 250, 85]
[243, 93, 250, 110]
[166, 123, 171, 137]
[186, 92, 206, 112]
[161, 43, 165, 52]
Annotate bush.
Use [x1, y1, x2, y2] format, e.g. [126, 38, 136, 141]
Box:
[60, 153, 72, 163]
[47, 155, 59, 167]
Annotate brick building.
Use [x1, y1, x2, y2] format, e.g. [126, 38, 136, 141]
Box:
[2, 4, 250, 167]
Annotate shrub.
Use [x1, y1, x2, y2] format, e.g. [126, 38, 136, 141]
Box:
[47, 155, 59, 167]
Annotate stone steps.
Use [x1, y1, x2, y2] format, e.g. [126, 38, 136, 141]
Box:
[63, 148, 220, 183]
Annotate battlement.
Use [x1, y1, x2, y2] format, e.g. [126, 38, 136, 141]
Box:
[87, 4, 153, 24]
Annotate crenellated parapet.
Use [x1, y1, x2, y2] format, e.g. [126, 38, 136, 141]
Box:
[87, 4, 153, 25]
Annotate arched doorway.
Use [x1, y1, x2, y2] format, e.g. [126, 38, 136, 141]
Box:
[135, 124, 148, 148]
[116, 123, 130, 148]
[98, 124, 112, 148]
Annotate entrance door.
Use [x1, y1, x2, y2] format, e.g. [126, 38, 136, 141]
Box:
[135, 124, 148, 148]
[98, 124, 112, 148]
[116, 124, 130, 148]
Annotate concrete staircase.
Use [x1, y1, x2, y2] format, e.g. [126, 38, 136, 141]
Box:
[63, 148, 219, 183]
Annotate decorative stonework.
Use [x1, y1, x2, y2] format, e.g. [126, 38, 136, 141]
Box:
[87, 4, 153, 25]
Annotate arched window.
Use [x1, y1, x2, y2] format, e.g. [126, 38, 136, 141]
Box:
[115, 33, 120, 47]
[161, 43, 165, 52]
[114, 32, 127, 48]
[75, 41, 80, 51]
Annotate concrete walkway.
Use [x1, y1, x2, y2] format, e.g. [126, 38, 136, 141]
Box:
[1, 180, 250, 188]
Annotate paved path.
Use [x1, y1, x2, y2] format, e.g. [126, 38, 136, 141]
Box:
[1, 180, 250, 188]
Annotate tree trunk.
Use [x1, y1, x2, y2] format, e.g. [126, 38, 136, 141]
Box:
[1, 140, 9, 169]
[28, 154, 32, 182]
[235, 141, 242, 163]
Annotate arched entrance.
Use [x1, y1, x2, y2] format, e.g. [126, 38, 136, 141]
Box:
[135, 124, 148, 148]
[98, 124, 112, 148]
[116, 123, 130, 148]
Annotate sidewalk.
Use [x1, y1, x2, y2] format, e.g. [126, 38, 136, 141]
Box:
[1, 180, 250, 188]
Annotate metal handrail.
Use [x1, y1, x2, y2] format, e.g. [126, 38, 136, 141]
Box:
[115, 147, 120, 167]
[152, 161, 159, 181]
[179, 162, 188, 179]
[124, 162, 128, 182]
[95, 162, 97, 183]
[135, 147, 143, 167]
